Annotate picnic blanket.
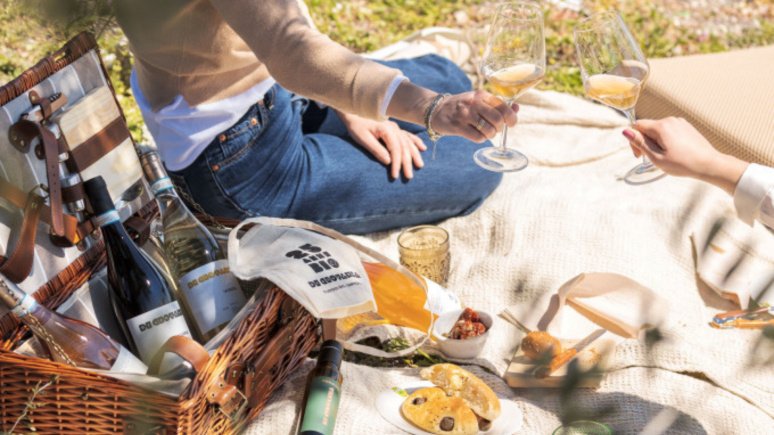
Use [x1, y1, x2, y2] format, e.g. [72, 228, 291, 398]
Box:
[246, 30, 774, 434]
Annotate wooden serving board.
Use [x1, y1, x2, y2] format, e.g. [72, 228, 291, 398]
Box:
[504, 337, 616, 389]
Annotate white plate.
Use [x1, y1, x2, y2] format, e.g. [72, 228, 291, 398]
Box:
[375, 381, 523, 434]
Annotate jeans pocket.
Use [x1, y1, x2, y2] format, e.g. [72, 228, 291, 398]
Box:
[213, 102, 268, 168]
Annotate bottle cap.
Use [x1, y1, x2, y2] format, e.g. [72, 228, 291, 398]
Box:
[140, 151, 176, 195]
[317, 340, 343, 369]
[140, 151, 166, 184]
[83, 176, 116, 215]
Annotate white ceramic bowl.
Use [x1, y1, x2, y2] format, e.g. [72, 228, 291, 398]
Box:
[432, 309, 492, 359]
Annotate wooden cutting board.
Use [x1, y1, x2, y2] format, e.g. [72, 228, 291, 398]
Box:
[504, 336, 616, 389]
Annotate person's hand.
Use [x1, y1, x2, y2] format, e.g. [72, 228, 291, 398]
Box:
[337, 111, 426, 179]
[623, 117, 749, 193]
[431, 90, 519, 143]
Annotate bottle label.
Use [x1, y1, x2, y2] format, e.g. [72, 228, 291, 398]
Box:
[125, 301, 192, 364]
[299, 377, 341, 435]
[109, 345, 149, 375]
[179, 260, 246, 336]
[94, 210, 120, 227]
[150, 177, 174, 195]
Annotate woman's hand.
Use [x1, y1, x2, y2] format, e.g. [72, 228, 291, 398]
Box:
[623, 117, 749, 194]
[337, 111, 427, 180]
[387, 82, 518, 143]
[431, 90, 519, 142]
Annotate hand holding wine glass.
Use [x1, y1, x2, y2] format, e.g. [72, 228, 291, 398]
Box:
[574, 12, 664, 185]
[474, 1, 546, 172]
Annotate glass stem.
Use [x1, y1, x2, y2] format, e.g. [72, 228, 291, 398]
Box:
[624, 108, 650, 167]
[499, 98, 513, 153]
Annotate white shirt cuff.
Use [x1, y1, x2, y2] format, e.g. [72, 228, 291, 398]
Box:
[733, 163, 774, 225]
[380, 75, 409, 118]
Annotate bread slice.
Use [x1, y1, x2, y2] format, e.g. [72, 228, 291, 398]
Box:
[420, 364, 501, 425]
[401, 387, 478, 435]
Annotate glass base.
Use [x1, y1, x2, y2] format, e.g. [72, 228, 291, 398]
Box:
[624, 161, 666, 185]
[473, 147, 529, 173]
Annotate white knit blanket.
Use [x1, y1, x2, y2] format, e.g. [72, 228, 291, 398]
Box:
[245, 28, 773, 433]
[245, 87, 774, 434]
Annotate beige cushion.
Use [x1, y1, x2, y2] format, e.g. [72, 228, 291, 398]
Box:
[636, 45, 774, 166]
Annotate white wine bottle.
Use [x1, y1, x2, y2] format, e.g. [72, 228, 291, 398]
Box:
[0, 273, 147, 373]
[83, 176, 193, 367]
[141, 152, 246, 342]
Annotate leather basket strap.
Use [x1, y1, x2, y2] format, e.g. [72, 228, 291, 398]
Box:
[200, 324, 295, 422]
[0, 193, 42, 283]
[147, 335, 211, 376]
[245, 324, 294, 408]
[68, 117, 131, 172]
[0, 178, 90, 246]
[61, 183, 85, 204]
[7, 119, 65, 237]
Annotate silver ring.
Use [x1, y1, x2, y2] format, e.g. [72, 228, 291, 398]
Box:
[475, 117, 487, 132]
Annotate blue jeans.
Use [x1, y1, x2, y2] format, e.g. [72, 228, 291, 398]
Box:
[168, 54, 502, 234]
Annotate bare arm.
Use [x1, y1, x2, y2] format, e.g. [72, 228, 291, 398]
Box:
[623, 117, 774, 230]
[623, 117, 749, 195]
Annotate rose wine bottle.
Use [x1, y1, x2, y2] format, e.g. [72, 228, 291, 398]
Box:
[0, 273, 146, 373]
[83, 176, 192, 367]
[141, 152, 245, 342]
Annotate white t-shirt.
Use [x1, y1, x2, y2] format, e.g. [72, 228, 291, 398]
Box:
[131, 70, 407, 171]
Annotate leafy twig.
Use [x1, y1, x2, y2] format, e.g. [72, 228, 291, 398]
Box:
[6, 375, 59, 435]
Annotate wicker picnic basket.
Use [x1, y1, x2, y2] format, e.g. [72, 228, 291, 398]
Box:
[0, 33, 319, 434]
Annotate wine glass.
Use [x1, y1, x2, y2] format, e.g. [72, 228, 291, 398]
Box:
[475, 1, 546, 173]
[574, 11, 664, 185]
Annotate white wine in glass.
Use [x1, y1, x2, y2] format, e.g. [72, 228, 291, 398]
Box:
[585, 74, 642, 111]
[475, 2, 546, 173]
[575, 13, 664, 185]
[486, 63, 544, 100]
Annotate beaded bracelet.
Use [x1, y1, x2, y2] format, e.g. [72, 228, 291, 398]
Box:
[423, 93, 450, 142]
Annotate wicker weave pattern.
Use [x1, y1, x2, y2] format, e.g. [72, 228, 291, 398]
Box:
[1, 286, 318, 434]
[0, 33, 97, 106]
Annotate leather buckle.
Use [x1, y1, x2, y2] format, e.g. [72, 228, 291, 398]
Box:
[26, 90, 67, 122]
[212, 382, 248, 422]
[29, 184, 49, 199]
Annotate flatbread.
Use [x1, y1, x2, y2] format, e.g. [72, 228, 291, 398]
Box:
[420, 364, 501, 423]
[400, 387, 478, 435]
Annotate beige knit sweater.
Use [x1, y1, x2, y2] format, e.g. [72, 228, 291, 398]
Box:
[113, 0, 402, 119]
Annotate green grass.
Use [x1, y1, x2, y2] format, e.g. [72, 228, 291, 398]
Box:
[1, 0, 773, 142]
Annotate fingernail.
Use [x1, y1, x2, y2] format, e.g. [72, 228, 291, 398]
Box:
[622, 130, 635, 141]
[511, 103, 520, 113]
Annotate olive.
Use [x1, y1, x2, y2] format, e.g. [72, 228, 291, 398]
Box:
[477, 416, 492, 431]
[412, 397, 426, 405]
[440, 417, 455, 431]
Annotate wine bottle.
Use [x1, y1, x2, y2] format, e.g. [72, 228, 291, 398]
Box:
[141, 152, 246, 342]
[299, 340, 344, 435]
[0, 273, 147, 373]
[83, 176, 193, 367]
